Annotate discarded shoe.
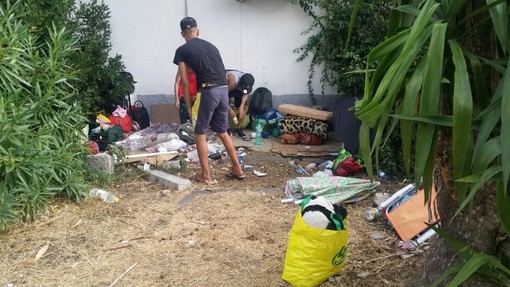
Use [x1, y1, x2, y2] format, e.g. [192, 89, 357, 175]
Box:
[235, 129, 246, 138]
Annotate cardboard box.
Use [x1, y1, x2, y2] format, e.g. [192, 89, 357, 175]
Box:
[386, 186, 440, 242]
[151, 104, 180, 124]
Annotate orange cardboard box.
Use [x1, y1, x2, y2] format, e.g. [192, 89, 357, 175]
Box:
[386, 186, 440, 242]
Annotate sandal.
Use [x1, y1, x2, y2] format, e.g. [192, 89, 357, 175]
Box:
[226, 172, 247, 180]
[194, 173, 218, 185]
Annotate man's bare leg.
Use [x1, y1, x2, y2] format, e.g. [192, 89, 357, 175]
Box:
[195, 133, 211, 181]
[217, 132, 244, 176]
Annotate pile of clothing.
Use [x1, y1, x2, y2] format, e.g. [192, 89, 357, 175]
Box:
[276, 104, 332, 146]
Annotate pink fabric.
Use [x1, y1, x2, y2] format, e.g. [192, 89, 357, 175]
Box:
[113, 106, 128, 118]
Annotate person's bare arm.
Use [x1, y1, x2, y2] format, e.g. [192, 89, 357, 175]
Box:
[227, 73, 237, 92]
[238, 94, 248, 127]
[174, 71, 181, 110]
[177, 62, 192, 116]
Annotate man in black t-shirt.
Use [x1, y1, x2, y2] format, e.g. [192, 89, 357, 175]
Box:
[173, 17, 245, 184]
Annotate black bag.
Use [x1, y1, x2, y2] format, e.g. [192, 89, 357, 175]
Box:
[130, 100, 150, 130]
[249, 87, 273, 118]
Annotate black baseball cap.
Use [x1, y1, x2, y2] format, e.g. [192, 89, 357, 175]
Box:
[239, 73, 255, 94]
[180, 17, 197, 31]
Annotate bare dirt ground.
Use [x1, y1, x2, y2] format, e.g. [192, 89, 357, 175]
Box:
[0, 148, 427, 287]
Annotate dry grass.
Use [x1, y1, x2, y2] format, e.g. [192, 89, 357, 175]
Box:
[0, 152, 426, 287]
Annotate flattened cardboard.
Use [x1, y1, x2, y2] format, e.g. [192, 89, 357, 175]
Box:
[151, 104, 180, 124]
[386, 186, 440, 242]
[123, 151, 179, 165]
[271, 140, 339, 157]
[277, 104, 333, 121]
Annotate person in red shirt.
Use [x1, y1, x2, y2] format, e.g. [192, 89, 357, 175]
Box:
[174, 65, 198, 123]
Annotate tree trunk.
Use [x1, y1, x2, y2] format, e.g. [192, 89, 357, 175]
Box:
[406, 130, 502, 287]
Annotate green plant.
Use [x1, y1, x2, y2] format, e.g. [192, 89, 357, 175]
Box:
[25, 0, 76, 45]
[354, 0, 510, 285]
[291, 0, 392, 96]
[0, 1, 88, 229]
[70, 0, 130, 120]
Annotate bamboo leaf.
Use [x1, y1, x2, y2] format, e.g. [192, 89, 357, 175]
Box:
[431, 264, 464, 287]
[449, 39, 473, 200]
[399, 57, 426, 176]
[466, 52, 491, 110]
[394, 5, 421, 17]
[366, 29, 409, 64]
[344, 0, 360, 51]
[500, 57, 510, 194]
[359, 123, 373, 179]
[391, 114, 453, 126]
[445, 0, 470, 19]
[486, 0, 508, 56]
[472, 137, 501, 174]
[454, 166, 501, 218]
[448, 253, 510, 286]
[358, 1, 439, 118]
[414, 21, 447, 186]
[496, 182, 510, 238]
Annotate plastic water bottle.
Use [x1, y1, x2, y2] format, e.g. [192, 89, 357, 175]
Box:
[89, 188, 119, 203]
[378, 170, 389, 181]
[254, 121, 263, 145]
[363, 207, 380, 221]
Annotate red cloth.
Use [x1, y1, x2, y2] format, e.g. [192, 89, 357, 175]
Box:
[178, 69, 198, 98]
[108, 114, 133, 133]
[88, 141, 99, 154]
[335, 157, 364, 176]
[281, 133, 323, 145]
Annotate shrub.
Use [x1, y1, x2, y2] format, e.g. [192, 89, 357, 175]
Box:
[291, 0, 392, 96]
[70, 0, 132, 120]
[0, 1, 88, 229]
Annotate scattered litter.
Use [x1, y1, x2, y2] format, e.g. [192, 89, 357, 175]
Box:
[356, 271, 370, 278]
[369, 232, 385, 240]
[313, 170, 333, 177]
[209, 153, 222, 160]
[288, 159, 310, 176]
[26, 242, 49, 264]
[143, 163, 150, 171]
[373, 192, 391, 207]
[165, 160, 181, 170]
[363, 207, 380, 221]
[243, 165, 253, 171]
[304, 162, 317, 171]
[400, 253, 416, 259]
[284, 176, 380, 205]
[253, 170, 267, 177]
[318, 160, 334, 169]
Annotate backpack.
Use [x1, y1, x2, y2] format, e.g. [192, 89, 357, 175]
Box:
[177, 122, 196, 145]
[249, 87, 273, 118]
[130, 100, 150, 130]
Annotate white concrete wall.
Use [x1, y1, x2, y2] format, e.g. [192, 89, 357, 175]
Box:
[83, 0, 335, 97]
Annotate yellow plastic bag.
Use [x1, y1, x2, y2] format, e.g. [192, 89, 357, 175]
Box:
[282, 209, 348, 287]
[191, 92, 201, 127]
